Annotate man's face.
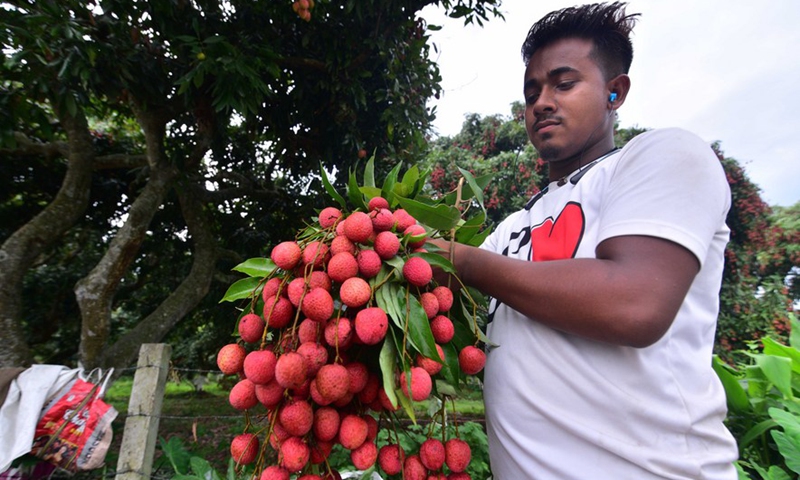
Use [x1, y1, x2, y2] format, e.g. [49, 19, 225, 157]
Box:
[523, 37, 611, 179]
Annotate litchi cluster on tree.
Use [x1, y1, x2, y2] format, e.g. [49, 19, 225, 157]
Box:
[218, 160, 491, 479]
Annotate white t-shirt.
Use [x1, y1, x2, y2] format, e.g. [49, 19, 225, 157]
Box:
[481, 128, 739, 480]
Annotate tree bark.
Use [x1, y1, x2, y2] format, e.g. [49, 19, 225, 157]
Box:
[75, 104, 178, 369]
[0, 107, 95, 367]
[99, 182, 218, 371]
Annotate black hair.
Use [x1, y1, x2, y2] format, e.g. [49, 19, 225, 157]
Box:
[521, 2, 639, 80]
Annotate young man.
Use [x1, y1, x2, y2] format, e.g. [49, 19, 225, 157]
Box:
[436, 3, 739, 478]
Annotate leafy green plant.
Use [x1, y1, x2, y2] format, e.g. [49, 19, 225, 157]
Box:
[713, 314, 800, 479]
[159, 436, 246, 480]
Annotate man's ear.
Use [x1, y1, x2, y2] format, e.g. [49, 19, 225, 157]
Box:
[606, 74, 631, 109]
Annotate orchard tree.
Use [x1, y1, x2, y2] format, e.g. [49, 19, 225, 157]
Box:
[423, 107, 798, 361]
[0, 0, 502, 369]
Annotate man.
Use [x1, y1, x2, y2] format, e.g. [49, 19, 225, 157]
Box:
[435, 3, 739, 478]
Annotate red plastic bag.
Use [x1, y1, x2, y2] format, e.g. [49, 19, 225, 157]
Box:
[30, 370, 117, 472]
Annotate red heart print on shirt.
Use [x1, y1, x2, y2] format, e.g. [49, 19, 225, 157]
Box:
[530, 202, 585, 262]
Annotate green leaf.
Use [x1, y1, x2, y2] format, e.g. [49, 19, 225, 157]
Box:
[740, 419, 778, 449]
[763, 336, 800, 375]
[457, 167, 487, 211]
[440, 340, 461, 387]
[381, 162, 403, 206]
[376, 280, 404, 330]
[712, 356, 749, 412]
[770, 408, 800, 441]
[400, 165, 420, 196]
[348, 168, 367, 210]
[189, 457, 216, 479]
[320, 163, 347, 209]
[754, 354, 794, 400]
[454, 211, 486, 244]
[364, 155, 376, 188]
[399, 293, 439, 360]
[219, 277, 261, 303]
[772, 429, 800, 474]
[359, 186, 383, 199]
[379, 336, 399, 409]
[442, 172, 494, 206]
[159, 436, 191, 475]
[435, 378, 458, 397]
[789, 314, 800, 349]
[232, 258, 276, 278]
[396, 196, 461, 231]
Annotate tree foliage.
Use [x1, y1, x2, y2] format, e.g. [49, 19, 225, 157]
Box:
[0, 0, 502, 369]
[422, 106, 799, 362]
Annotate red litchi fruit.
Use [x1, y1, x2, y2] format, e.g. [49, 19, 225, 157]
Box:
[447, 474, 471, 480]
[354, 307, 389, 345]
[280, 436, 310, 472]
[279, 399, 314, 436]
[419, 438, 446, 471]
[269, 421, 291, 449]
[340, 277, 371, 308]
[262, 277, 283, 303]
[368, 196, 390, 211]
[260, 466, 290, 480]
[271, 241, 302, 271]
[302, 287, 334, 322]
[264, 295, 294, 329]
[371, 208, 395, 232]
[339, 414, 368, 450]
[327, 251, 359, 283]
[255, 380, 284, 409]
[332, 390, 355, 408]
[403, 257, 432, 287]
[356, 249, 382, 278]
[287, 277, 307, 307]
[302, 241, 330, 269]
[330, 235, 357, 255]
[229, 379, 258, 410]
[430, 315, 455, 344]
[458, 345, 486, 375]
[378, 385, 400, 411]
[275, 352, 308, 389]
[343, 211, 374, 244]
[351, 441, 378, 470]
[374, 231, 401, 259]
[357, 372, 381, 404]
[364, 414, 378, 441]
[319, 206, 342, 229]
[238, 313, 265, 343]
[429, 474, 447, 480]
[345, 361, 369, 394]
[296, 341, 328, 376]
[445, 438, 471, 473]
[290, 378, 311, 399]
[309, 378, 333, 406]
[392, 209, 416, 232]
[298, 473, 323, 480]
[310, 439, 334, 464]
[315, 363, 350, 402]
[416, 344, 445, 376]
[217, 343, 246, 375]
[400, 366, 432, 402]
[308, 271, 332, 291]
[432, 285, 454, 312]
[324, 317, 353, 349]
[379, 443, 405, 475]
[403, 455, 427, 480]
[243, 349, 277, 385]
[313, 406, 340, 442]
[230, 433, 259, 465]
[419, 292, 439, 319]
[404, 224, 427, 249]
[321, 470, 341, 480]
[298, 318, 323, 343]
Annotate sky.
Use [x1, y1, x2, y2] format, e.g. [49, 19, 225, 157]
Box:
[420, 0, 800, 207]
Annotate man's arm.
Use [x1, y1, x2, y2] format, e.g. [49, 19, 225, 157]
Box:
[435, 234, 700, 348]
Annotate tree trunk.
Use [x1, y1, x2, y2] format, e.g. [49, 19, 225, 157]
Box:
[0, 107, 95, 367]
[99, 182, 218, 371]
[75, 105, 177, 369]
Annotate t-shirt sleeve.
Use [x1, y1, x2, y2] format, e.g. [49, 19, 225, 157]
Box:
[597, 128, 731, 265]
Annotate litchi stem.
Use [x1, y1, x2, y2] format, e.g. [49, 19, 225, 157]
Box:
[447, 178, 466, 289]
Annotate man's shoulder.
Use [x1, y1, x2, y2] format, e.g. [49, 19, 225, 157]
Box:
[622, 127, 708, 152]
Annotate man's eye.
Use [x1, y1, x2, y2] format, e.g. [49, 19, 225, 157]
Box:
[525, 94, 539, 105]
[557, 81, 576, 90]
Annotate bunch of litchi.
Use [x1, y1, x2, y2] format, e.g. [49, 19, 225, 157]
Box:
[216, 195, 487, 479]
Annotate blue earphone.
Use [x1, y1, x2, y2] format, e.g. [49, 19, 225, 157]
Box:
[609, 92, 618, 102]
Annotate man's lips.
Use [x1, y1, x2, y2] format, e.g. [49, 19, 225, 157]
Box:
[534, 119, 560, 133]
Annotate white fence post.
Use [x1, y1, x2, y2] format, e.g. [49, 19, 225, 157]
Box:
[115, 343, 172, 480]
